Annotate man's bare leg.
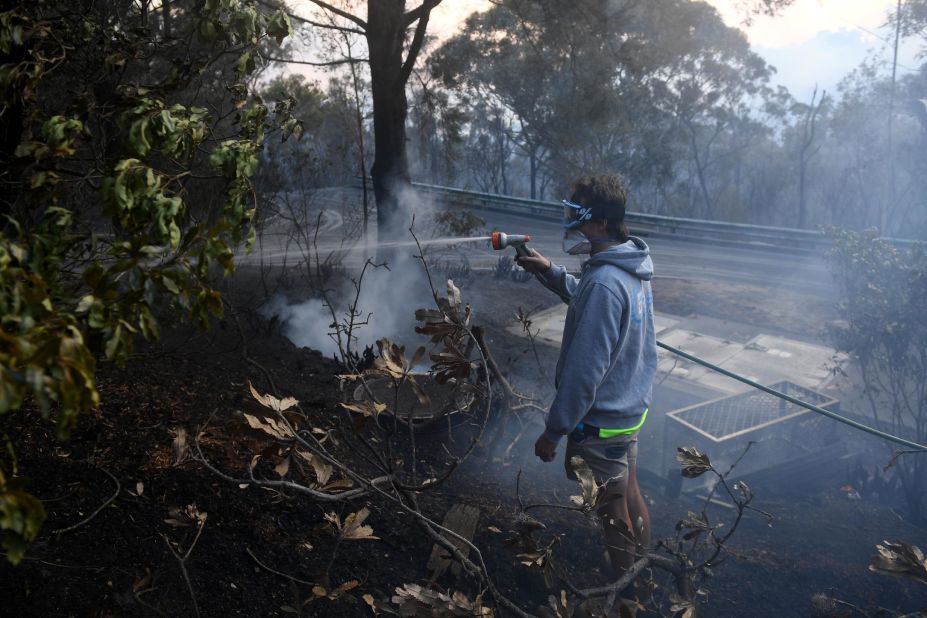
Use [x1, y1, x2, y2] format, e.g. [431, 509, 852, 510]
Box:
[626, 465, 651, 556]
[600, 493, 636, 574]
[599, 467, 651, 592]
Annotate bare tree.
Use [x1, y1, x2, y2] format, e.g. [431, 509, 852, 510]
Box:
[797, 86, 827, 228]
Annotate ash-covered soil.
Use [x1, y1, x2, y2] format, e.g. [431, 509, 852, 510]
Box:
[1, 268, 924, 617]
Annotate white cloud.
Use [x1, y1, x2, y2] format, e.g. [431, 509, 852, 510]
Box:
[759, 30, 922, 101]
[707, 0, 897, 48]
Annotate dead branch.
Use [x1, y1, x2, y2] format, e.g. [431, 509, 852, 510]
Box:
[133, 586, 170, 618]
[225, 298, 278, 395]
[52, 468, 120, 536]
[246, 547, 318, 587]
[259, 52, 367, 66]
[162, 516, 206, 618]
[193, 433, 386, 502]
[0, 554, 105, 572]
[514, 305, 549, 381]
[576, 556, 650, 598]
[885, 449, 922, 472]
[304, 0, 368, 30]
[472, 325, 530, 406]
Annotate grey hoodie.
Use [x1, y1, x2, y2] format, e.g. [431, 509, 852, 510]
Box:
[537, 237, 657, 445]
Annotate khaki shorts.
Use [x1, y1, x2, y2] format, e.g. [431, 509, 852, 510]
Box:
[565, 430, 639, 498]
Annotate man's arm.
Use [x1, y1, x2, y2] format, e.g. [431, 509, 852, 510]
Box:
[542, 282, 624, 445]
[516, 249, 578, 303]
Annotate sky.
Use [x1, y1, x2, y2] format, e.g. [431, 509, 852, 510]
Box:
[427, 0, 923, 102]
[707, 0, 923, 101]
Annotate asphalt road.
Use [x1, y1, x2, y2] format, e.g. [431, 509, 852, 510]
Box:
[240, 187, 837, 298]
[478, 208, 837, 297]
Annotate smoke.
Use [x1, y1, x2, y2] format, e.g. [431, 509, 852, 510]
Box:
[262, 295, 339, 357]
[261, 183, 441, 361]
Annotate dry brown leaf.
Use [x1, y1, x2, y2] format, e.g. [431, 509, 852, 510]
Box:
[341, 507, 378, 541]
[330, 579, 359, 599]
[165, 504, 207, 528]
[676, 446, 712, 478]
[362, 593, 378, 614]
[373, 338, 409, 380]
[294, 450, 334, 486]
[132, 568, 153, 593]
[242, 413, 293, 440]
[870, 540, 927, 584]
[274, 454, 291, 478]
[170, 427, 189, 465]
[248, 380, 298, 412]
[676, 511, 711, 541]
[310, 454, 333, 486]
[391, 583, 492, 617]
[339, 401, 387, 417]
[447, 279, 462, 310]
[568, 456, 601, 512]
[408, 376, 432, 409]
[410, 346, 427, 368]
[320, 478, 355, 492]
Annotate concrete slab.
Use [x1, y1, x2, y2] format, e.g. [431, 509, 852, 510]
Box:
[657, 330, 846, 394]
[657, 329, 748, 389]
[508, 304, 678, 344]
[737, 334, 848, 390]
[506, 304, 847, 397]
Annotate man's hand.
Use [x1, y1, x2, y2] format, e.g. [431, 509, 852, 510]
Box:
[534, 434, 558, 462]
[515, 248, 551, 274]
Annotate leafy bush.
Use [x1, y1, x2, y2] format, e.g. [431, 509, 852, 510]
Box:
[0, 0, 296, 563]
[826, 228, 927, 519]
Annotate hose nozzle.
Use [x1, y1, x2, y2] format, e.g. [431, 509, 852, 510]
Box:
[491, 231, 531, 250]
[491, 231, 532, 258]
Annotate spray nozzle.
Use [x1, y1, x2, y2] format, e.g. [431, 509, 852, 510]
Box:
[491, 231, 532, 258]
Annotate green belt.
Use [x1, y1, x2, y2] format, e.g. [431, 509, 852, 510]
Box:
[597, 408, 648, 438]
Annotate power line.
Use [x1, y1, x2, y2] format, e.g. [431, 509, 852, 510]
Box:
[816, 1, 920, 72]
[658, 340, 927, 453]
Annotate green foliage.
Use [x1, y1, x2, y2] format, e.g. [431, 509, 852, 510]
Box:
[0, 0, 298, 563]
[430, 0, 775, 203]
[826, 229, 927, 368]
[826, 228, 927, 517]
[0, 441, 46, 565]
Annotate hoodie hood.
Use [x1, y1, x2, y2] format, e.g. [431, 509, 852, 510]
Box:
[584, 236, 653, 281]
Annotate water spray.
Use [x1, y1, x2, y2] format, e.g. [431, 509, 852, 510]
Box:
[490, 231, 532, 258]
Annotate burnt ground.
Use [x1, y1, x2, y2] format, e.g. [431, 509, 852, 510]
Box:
[2, 266, 926, 617]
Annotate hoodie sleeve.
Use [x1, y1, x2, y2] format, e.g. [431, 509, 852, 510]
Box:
[542, 282, 625, 445]
[536, 263, 579, 304]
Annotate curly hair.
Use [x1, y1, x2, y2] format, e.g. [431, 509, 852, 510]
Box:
[569, 173, 630, 242]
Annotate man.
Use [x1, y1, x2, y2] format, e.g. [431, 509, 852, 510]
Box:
[516, 173, 655, 578]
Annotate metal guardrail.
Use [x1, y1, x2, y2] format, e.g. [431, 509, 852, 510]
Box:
[400, 180, 919, 253]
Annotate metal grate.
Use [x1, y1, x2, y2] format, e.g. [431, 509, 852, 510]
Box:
[667, 381, 839, 442]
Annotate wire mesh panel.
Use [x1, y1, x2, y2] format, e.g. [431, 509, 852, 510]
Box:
[667, 381, 839, 443]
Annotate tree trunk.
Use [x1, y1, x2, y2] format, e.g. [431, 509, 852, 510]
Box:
[162, 0, 171, 37]
[366, 1, 413, 252]
[529, 149, 538, 200]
